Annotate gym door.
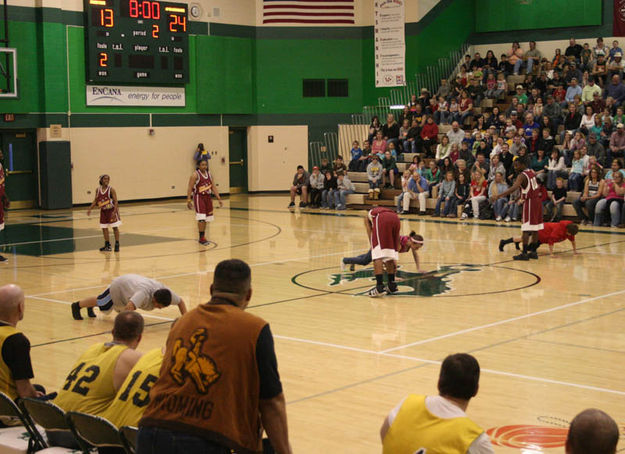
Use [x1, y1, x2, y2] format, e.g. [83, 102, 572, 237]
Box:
[1, 131, 37, 208]
[229, 127, 248, 194]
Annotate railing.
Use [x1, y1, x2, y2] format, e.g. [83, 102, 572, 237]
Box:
[309, 131, 339, 166]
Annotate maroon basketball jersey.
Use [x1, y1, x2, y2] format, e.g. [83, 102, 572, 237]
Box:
[96, 186, 114, 210]
[521, 169, 540, 201]
[193, 170, 213, 196]
[0, 163, 4, 193]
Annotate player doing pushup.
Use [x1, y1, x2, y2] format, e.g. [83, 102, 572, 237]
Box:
[342, 231, 424, 272]
[187, 159, 222, 246]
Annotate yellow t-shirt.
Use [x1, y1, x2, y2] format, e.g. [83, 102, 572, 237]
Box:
[54, 343, 128, 415]
[383, 394, 484, 454]
[100, 348, 163, 427]
[0, 325, 21, 400]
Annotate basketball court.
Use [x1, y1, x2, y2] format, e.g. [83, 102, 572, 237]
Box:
[1, 195, 624, 453]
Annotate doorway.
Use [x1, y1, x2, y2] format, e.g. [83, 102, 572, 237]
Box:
[228, 127, 248, 194]
[1, 130, 37, 208]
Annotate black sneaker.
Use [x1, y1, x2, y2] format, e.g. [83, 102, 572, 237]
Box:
[99, 244, 112, 252]
[299, 202, 307, 208]
[387, 283, 398, 294]
[513, 253, 530, 261]
[0, 255, 6, 262]
[71, 302, 83, 320]
[498, 240, 505, 252]
[350, 264, 355, 272]
[528, 251, 538, 259]
[288, 202, 295, 208]
[87, 307, 96, 318]
[515, 242, 521, 250]
[199, 237, 210, 246]
[114, 243, 120, 252]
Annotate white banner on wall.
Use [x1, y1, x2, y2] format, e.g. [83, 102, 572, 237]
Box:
[374, 0, 406, 88]
[86, 85, 186, 107]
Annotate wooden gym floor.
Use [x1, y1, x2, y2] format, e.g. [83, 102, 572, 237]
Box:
[1, 194, 624, 453]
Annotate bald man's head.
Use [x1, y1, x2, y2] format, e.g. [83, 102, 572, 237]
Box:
[566, 409, 619, 454]
[0, 285, 25, 325]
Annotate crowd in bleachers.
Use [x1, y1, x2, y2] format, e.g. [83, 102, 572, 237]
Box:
[294, 38, 625, 227]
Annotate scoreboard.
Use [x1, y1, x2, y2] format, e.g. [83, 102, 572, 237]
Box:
[84, 0, 189, 84]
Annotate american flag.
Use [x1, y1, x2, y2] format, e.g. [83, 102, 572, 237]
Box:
[262, 0, 355, 25]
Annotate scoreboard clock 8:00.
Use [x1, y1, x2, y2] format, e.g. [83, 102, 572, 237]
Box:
[84, 0, 189, 84]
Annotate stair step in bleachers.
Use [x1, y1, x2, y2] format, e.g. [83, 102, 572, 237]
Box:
[353, 182, 370, 193]
[348, 172, 368, 182]
[345, 193, 366, 205]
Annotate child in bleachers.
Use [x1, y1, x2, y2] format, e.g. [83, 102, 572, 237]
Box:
[348, 140, 366, 172]
[433, 171, 456, 217]
[372, 130, 387, 157]
[449, 172, 469, 218]
[309, 166, 324, 208]
[381, 151, 398, 189]
[321, 171, 337, 209]
[400, 169, 411, 193]
[387, 142, 399, 160]
[423, 160, 441, 193]
[568, 150, 585, 191]
[462, 171, 488, 219]
[366, 155, 383, 200]
[544, 177, 567, 222]
[319, 158, 332, 175]
[333, 155, 347, 176]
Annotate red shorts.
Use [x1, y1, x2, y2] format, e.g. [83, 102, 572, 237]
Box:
[194, 193, 214, 221]
[369, 207, 400, 261]
[522, 197, 543, 232]
[100, 207, 121, 228]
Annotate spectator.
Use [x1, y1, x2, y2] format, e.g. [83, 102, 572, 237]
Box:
[420, 116, 439, 156]
[348, 140, 366, 172]
[546, 149, 567, 190]
[387, 142, 399, 160]
[463, 171, 488, 219]
[568, 150, 585, 191]
[497, 54, 512, 75]
[435, 95, 450, 125]
[609, 40, 623, 61]
[564, 78, 582, 106]
[138, 259, 291, 454]
[0, 284, 44, 400]
[423, 160, 442, 192]
[488, 154, 505, 183]
[604, 158, 625, 180]
[563, 103, 582, 136]
[602, 115, 615, 147]
[593, 55, 609, 87]
[531, 148, 549, 176]
[380, 353, 493, 454]
[608, 52, 625, 78]
[368, 115, 382, 143]
[502, 187, 522, 222]
[594, 171, 625, 226]
[467, 79, 484, 107]
[565, 38, 583, 62]
[362, 140, 372, 163]
[483, 50, 498, 70]
[449, 143, 460, 163]
[449, 97, 461, 123]
[543, 96, 562, 127]
[509, 42, 524, 74]
[433, 171, 456, 217]
[372, 130, 387, 157]
[367, 155, 383, 200]
[604, 74, 625, 105]
[573, 166, 604, 224]
[440, 156, 455, 175]
[489, 172, 509, 221]
[447, 172, 468, 218]
[435, 78, 451, 99]
[319, 157, 332, 175]
[408, 155, 421, 173]
[446, 121, 464, 146]
[398, 118, 411, 152]
[580, 43, 594, 72]
[458, 91, 474, 125]
[514, 85, 528, 105]
[55, 312, 144, 414]
[517, 41, 541, 75]
[334, 171, 354, 210]
[381, 150, 398, 189]
[472, 153, 489, 178]
[590, 90, 606, 113]
[382, 113, 400, 148]
[399, 106, 414, 126]
[522, 113, 540, 141]
[288, 165, 309, 208]
[403, 118, 421, 154]
[398, 171, 428, 215]
[590, 115, 604, 139]
[582, 77, 602, 103]
[566, 408, 619, 454]
[552, 48, 565, 70]
[609, 122, 625, 161]
[544, 177, 567, 221]
[615, 106, 625, 125]
[193, 143, 210, 162]
[566, 130, 586, 166]
[579, 105, 596, 135]
[510, 135, 525, 157]
[321, 171, 337, 209]
[588, 133, 607, 165]
[309, 166, 324, 208]
[333, 155, 347, 175]
[540, 128, 555, 155]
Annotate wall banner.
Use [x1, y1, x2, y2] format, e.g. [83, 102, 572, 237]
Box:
[374, 0, 406, 88]
[86, 85, 185, 107]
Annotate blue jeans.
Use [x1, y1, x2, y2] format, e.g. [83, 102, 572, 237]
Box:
[514, 58, 534, 75]
[594, 198, 623, 226]
[435, 197, 453, 215]
[137, 427, 230, 454]
[501, 201, 520, 220]
[544, 200, 564, 221]
[343, 250, 372, 266]
[568, 172, 584, 192]
[493, 198, 508, 218]
[334, 189, 354, 209]
[403, 140, 417, 153]
[321, 189, 335, 208]
[573, 196, 599, 221]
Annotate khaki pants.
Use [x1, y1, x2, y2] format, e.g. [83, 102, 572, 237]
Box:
[403, 191, 427, 212]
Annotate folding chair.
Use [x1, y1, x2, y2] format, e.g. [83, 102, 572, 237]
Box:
[118, 426, 137, 454]
[0, 392, 45, 453]
[66, 412, 124, 454]
[20, 397, 83, 453]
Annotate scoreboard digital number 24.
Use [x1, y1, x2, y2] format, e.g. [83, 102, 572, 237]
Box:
[84, 0, 189, 84]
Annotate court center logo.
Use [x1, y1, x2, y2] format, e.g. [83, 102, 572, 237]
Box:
[329, 265, 480, 297]
[170, 328, 220, 394]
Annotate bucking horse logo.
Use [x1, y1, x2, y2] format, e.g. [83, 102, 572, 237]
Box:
[170, 328, 221, 394]
[329, 264, 481, 297]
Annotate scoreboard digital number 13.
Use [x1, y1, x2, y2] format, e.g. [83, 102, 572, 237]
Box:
[84, 0, 189, 84]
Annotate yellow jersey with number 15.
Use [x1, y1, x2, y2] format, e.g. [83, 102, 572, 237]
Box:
[100, 348, 164, 427]
[54, 343, 128, 415]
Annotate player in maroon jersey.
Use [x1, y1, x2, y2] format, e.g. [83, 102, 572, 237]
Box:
[0, 149, 9, 262]
[492, 157, 544, 260]
[87, 174, 121, 252]
[364, 206, 401, 297]
[186, 159, 222, 245]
